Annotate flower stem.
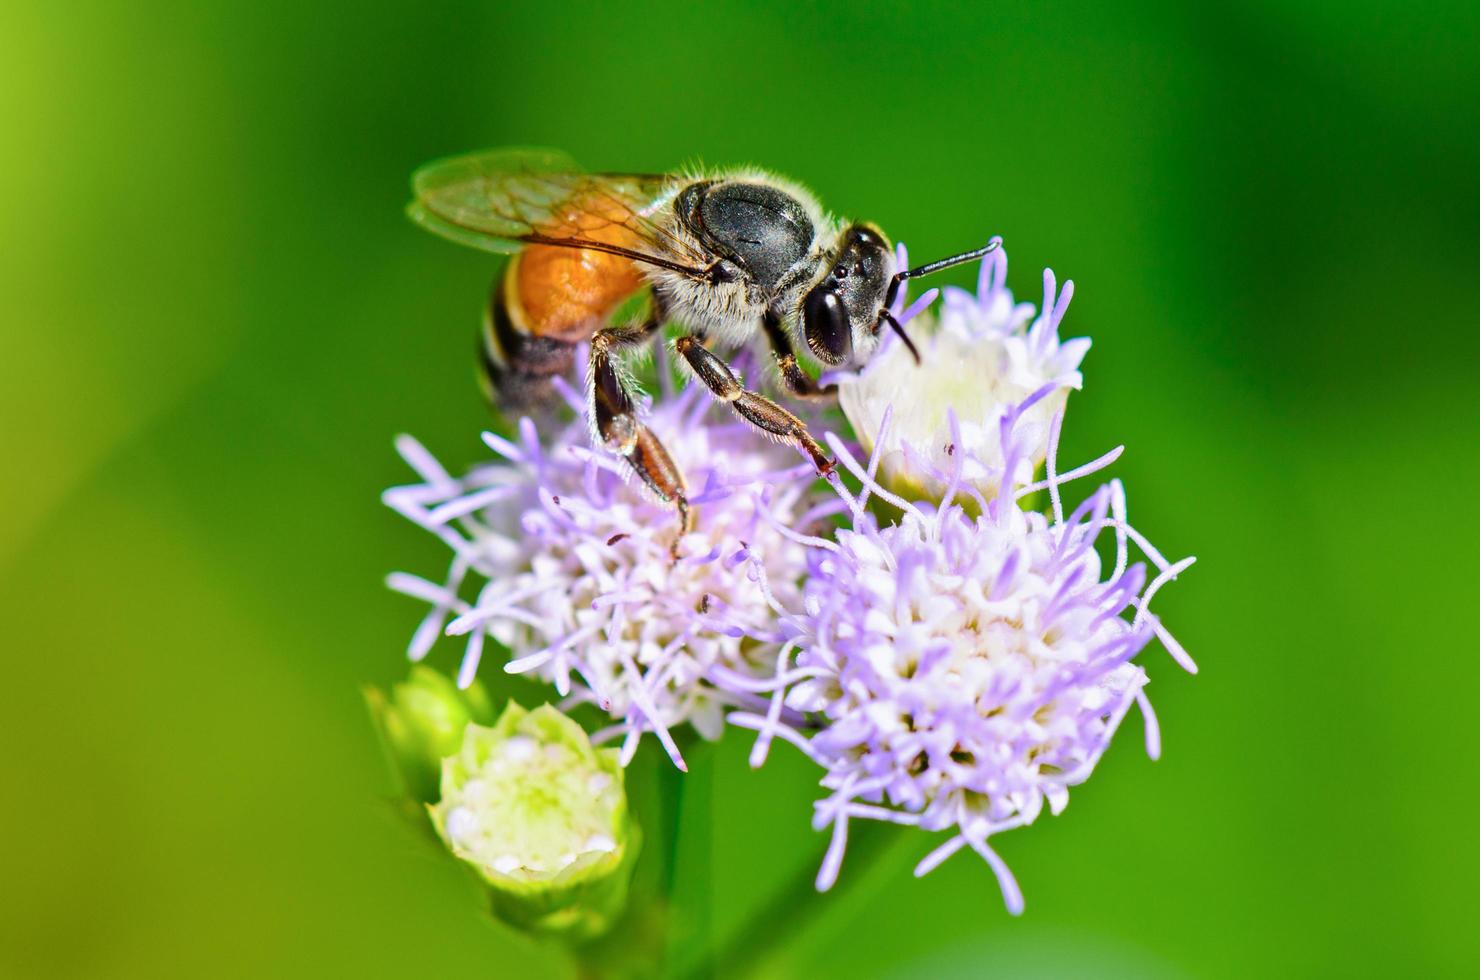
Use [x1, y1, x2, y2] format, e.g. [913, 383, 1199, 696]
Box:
[665, 756, 713, 979]
[569, 745, 692, 980]
[659, 757, 687, 911]
[683, 819, 897, 980]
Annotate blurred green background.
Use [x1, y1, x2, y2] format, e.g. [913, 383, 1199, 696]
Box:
[3, 0, 1477, 976]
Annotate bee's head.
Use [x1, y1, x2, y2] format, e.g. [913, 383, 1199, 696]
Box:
[799, 224, 896, 367]
[800, 231, 1004, 368]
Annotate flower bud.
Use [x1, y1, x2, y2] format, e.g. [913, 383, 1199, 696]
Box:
[431, 702, 639, 940]
[365, 665, 494, 804]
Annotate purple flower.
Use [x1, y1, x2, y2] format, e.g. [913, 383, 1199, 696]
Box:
[384, 367, 823, 770]
[733, 393, 1195, 913]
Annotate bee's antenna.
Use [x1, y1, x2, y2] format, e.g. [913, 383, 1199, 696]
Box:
[878, 310, 921, 365]
[884, 236, 1002, 309]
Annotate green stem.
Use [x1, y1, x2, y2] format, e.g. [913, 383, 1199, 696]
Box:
[659, 758, 688, 912]
[568, 747, 690, 980]
[668, 759, 713, 979]
[683, 820, 897, 980]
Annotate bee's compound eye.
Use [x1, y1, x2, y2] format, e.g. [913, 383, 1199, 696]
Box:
[803, 288, 853, 365]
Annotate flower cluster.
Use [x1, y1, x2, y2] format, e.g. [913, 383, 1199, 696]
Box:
[381, 241, 1194, 917]
[384, 369, 818, 770]
[733, 393, 1194, 912]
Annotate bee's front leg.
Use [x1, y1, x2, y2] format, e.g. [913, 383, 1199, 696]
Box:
[590, 318, 693, 551]
[674, 335, 834, 475]
[762, 310, 837, 402]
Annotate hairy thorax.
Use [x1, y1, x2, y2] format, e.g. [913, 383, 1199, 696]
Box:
[648, 173, 840, 352]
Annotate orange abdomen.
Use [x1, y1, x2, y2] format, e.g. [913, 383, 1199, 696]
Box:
[511, 244, 645, 341]
[509, 189, 650, 341]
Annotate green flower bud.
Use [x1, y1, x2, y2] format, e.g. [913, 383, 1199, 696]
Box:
[431, 703, 639, 941]
[365, 665, 494, 804]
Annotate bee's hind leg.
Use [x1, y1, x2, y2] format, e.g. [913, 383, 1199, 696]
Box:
[590, 320, 693, 555]
[674, 334, 834, 475]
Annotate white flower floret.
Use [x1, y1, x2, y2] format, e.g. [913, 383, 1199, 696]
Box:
[838, 245, 1090, 499]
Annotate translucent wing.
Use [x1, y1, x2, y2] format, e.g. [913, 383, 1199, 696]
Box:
[407, 147, 707, 274]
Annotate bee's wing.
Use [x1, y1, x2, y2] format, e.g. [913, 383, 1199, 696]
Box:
[408, 147, 707, 275]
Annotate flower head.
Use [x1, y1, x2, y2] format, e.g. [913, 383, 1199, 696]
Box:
[432, 701, 638, 939]
[384, 366, 819, 770]
[838, 244, 1091, 499]
[734, 395, 1195, 913]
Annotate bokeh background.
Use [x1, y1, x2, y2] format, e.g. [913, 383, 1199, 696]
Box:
[4, 1, 1478, 976]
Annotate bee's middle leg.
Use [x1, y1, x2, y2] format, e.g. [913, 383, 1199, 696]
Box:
[589, 320, 693, 544]
[674, 335, 833, 475]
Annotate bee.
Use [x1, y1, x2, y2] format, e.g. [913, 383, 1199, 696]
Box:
[407, 147, 994, 536]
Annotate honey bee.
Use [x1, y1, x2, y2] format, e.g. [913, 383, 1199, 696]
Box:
[407, 147, 995, 535]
